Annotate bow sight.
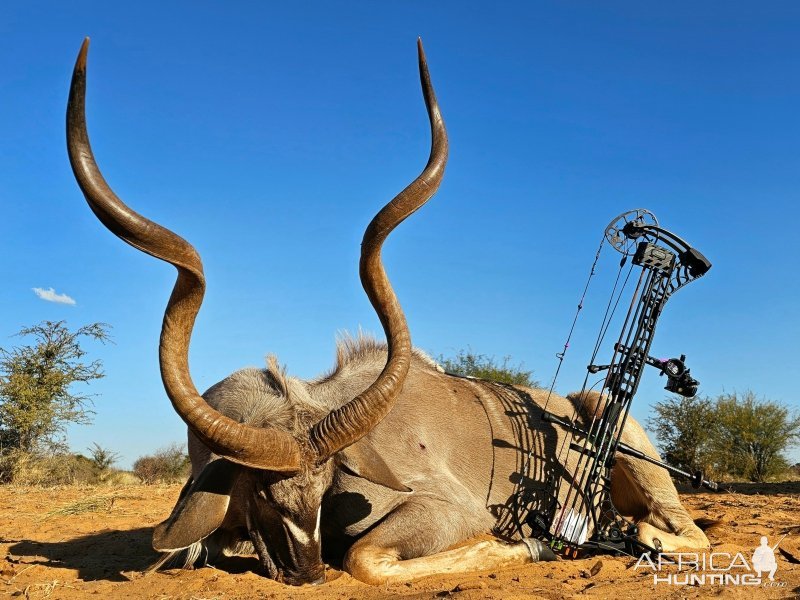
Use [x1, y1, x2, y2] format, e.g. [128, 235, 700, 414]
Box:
[589, 348, 700, 399]
[527, 209, 716, 559]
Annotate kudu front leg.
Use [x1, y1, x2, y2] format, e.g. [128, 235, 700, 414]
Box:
[343, 500, 554, 585]
[611, 421, 710, 552]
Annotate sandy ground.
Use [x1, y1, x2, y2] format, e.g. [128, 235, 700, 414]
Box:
[2, 483, 800, 599]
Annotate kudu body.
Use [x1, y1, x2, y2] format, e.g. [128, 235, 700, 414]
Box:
[67, 39, 709, 586]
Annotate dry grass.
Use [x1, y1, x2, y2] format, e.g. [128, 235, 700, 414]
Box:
[44, 495, 115, 518]
[20, 579, 75, 599]
[42, 489, 144, 519]
[1, 451, 143, 487]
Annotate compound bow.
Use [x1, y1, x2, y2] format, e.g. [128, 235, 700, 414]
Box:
[526, 209, 716, 559]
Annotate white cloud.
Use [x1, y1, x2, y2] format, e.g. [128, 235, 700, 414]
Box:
[32, 287, 76, 306]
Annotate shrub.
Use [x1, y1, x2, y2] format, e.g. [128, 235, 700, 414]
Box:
[713, 392, 800, 482]
[647, 395, 717, 477]
[437, 349, 539, 388]
[86, 443, 121, 482]
[0, 450, 97, 486]
[133, 443, 190, 484]
[649, 391, 800, 482]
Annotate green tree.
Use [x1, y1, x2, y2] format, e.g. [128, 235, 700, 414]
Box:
[437, 349, 539, 388]
[0, 321, 111, 454]
[713, 391, 800, 482]
[648, 391, 800, 482]
[647, 394, 716, 474]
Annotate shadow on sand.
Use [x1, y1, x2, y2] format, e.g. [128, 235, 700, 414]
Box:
[5, 528, 261, 582]
[7, 527, 155, 582]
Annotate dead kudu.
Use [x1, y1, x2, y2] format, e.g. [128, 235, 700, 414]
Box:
[67, 39, 709, 585]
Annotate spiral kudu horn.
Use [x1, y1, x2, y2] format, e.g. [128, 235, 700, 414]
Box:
[310, 39, 448, 460]
[67, 38, 301, 472]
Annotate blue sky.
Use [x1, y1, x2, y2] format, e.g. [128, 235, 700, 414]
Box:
[1, 2, 798, 468]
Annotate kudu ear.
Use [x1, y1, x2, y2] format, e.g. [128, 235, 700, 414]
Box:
[152, 459, 240, 551]
[337, 441, 412, 492]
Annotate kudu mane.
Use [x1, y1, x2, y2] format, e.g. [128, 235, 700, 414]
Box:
[204, 335, 441, 434]
[316, 334, 440, 385]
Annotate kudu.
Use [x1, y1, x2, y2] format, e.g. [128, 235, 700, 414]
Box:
[67, 39, 709, 586]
